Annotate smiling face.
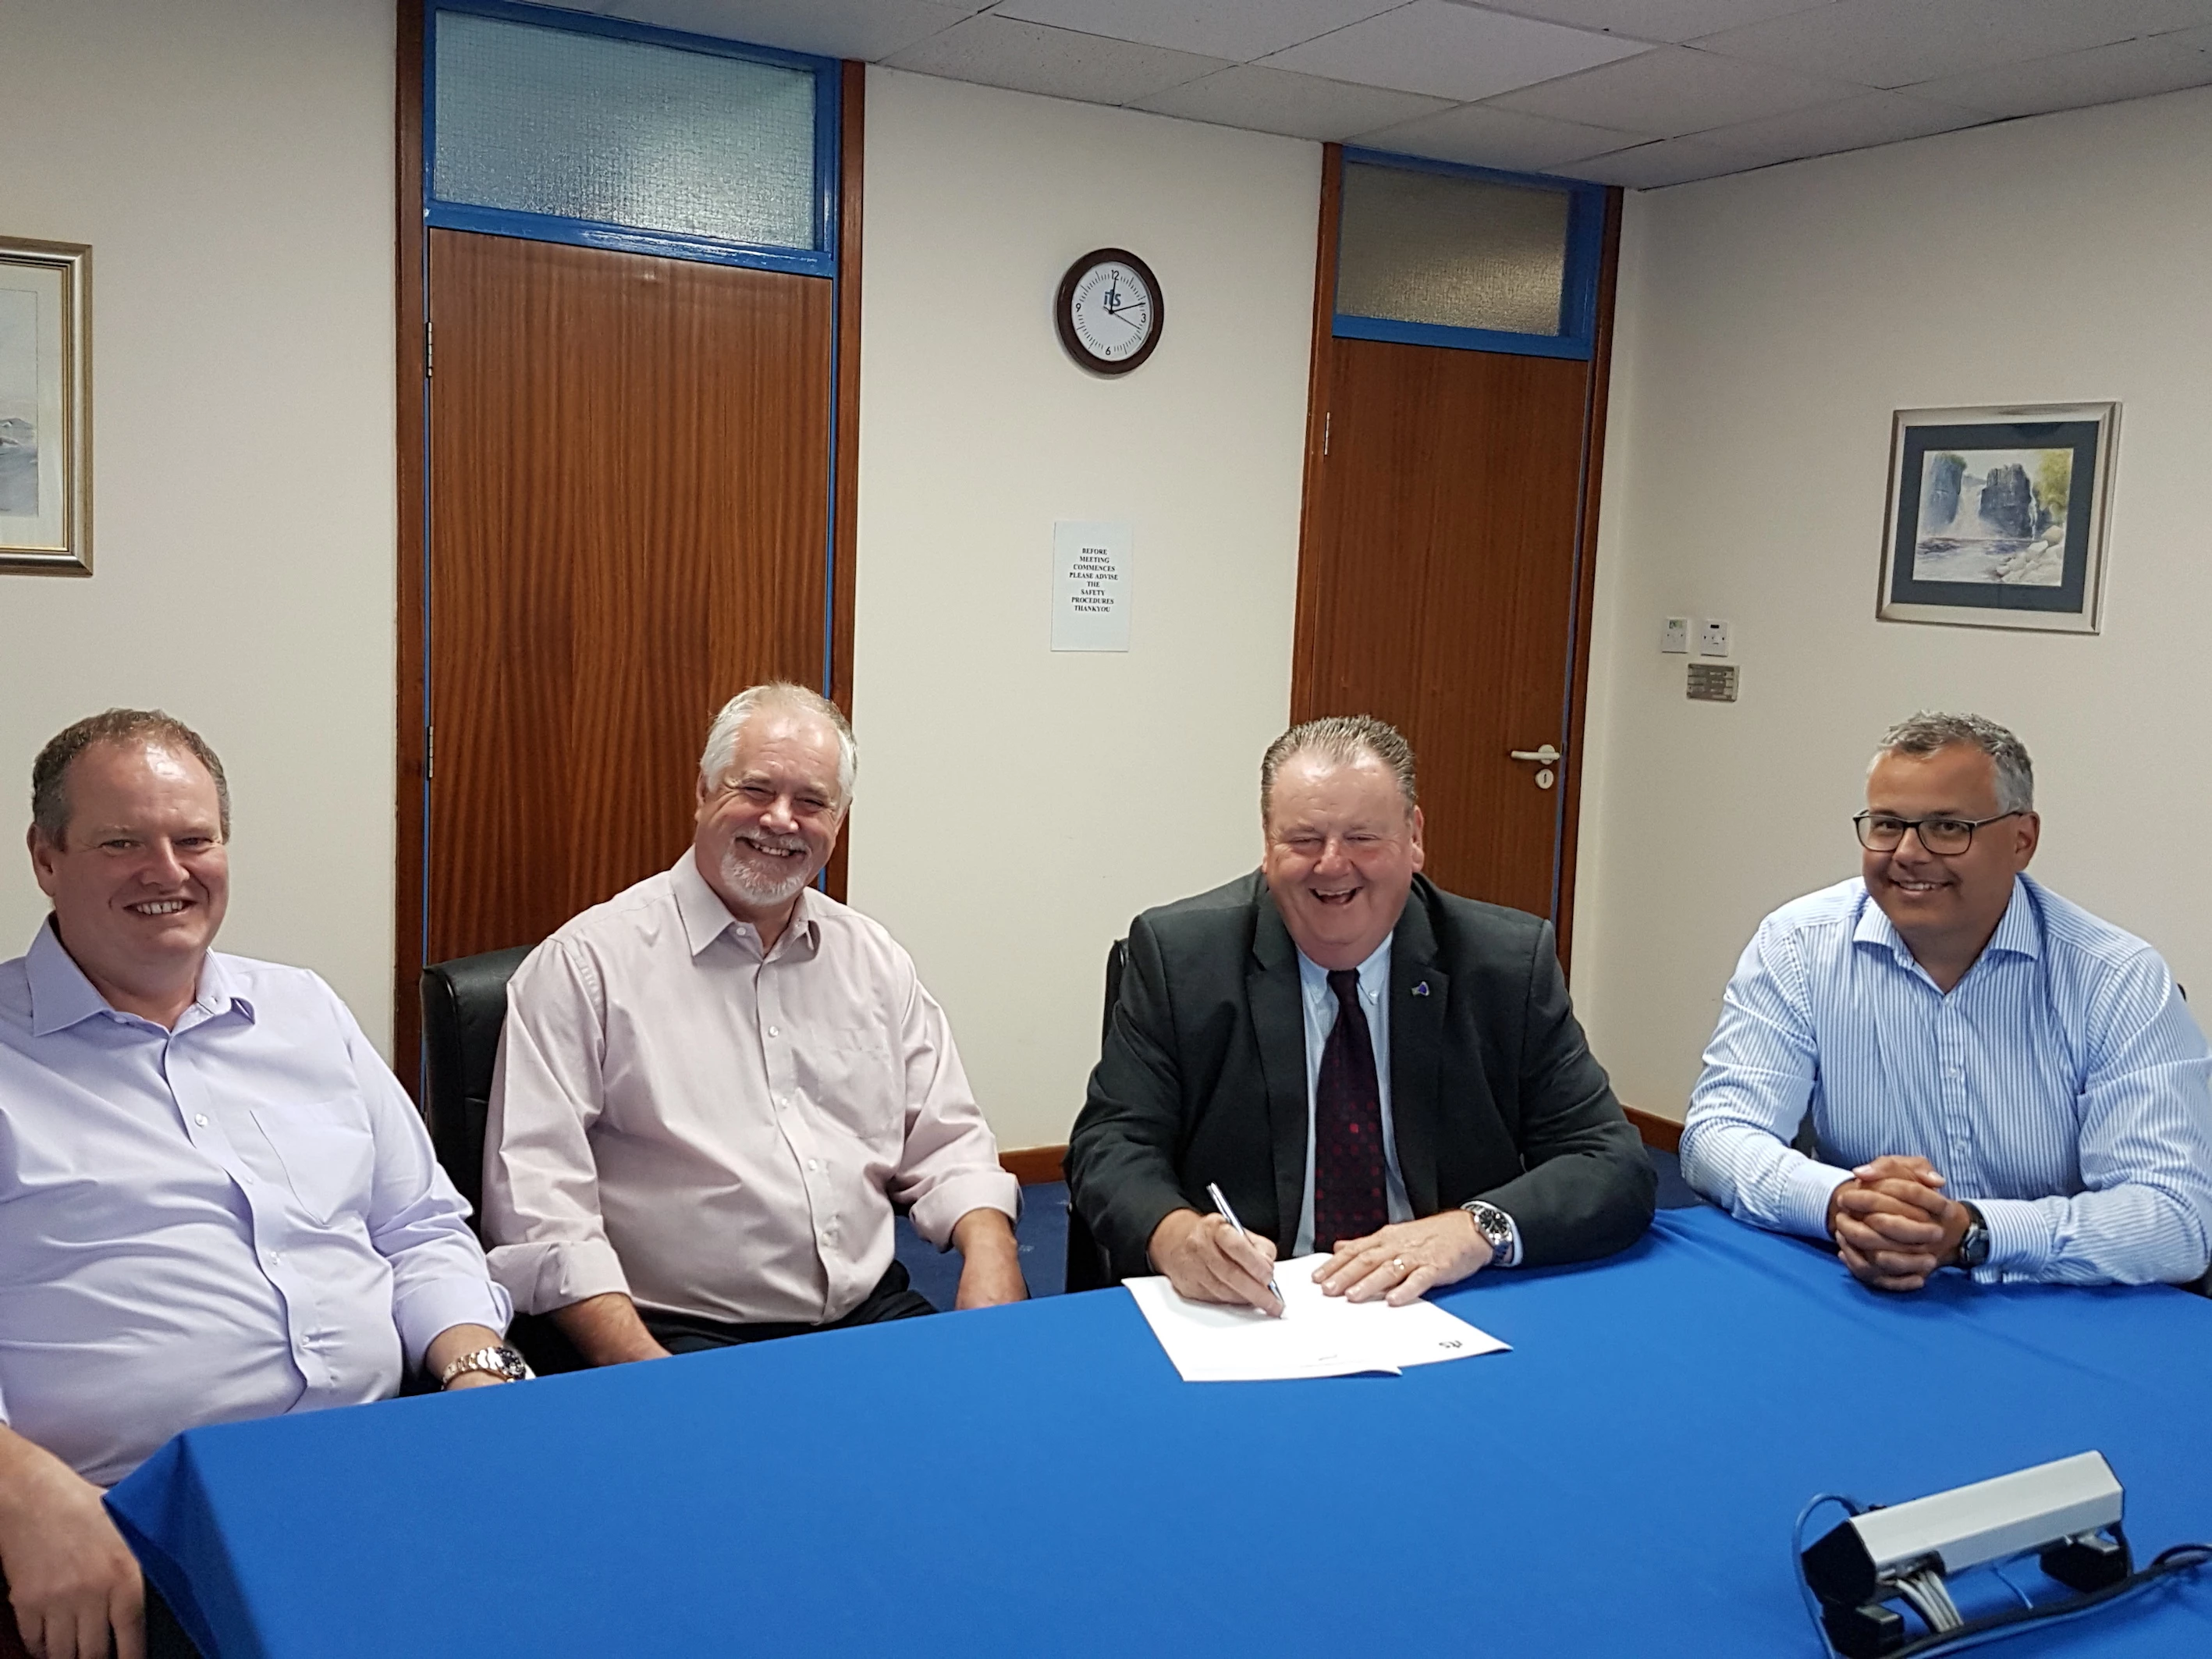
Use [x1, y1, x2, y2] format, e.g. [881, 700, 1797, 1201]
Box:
[1261, 749, 1424, 971]
[692, 703, 848, 931]
[28, 739, 229, 1021]
[1862, 743, 2037, 975]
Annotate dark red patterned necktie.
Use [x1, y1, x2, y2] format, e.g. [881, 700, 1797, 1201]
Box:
[1313, 968, 1387, 1252]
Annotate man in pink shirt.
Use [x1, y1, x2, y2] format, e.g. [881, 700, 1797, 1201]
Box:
[482, 684, 1025, 1363]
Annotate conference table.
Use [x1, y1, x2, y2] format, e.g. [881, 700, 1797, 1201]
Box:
[110, 1206, 2212, 1657]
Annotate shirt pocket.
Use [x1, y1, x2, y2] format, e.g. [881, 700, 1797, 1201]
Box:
[251, 1099, 377, 1226]
[794, 1028, 900, 1139]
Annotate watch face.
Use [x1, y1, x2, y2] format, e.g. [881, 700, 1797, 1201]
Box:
[1056, 248, 1163, 375]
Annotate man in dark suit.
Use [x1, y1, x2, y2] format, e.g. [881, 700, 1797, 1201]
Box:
[1067, 716, 1653, 1312]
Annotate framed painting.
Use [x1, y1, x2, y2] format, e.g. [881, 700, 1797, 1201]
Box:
[1878, 402, 2116, 634]
[1, 236, 92, 576]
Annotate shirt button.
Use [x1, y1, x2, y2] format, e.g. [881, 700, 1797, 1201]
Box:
[808, 1159, 821, 1172]
[194, 1114, 209, 1127]
[768, 1025, 780, 1038]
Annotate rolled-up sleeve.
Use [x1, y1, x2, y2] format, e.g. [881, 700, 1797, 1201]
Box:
[886, 975, 1018, 1249]
[341, 999, 510, 1367]
[1681, 924, 1852, 1241]
[479, 942, 634, 1314]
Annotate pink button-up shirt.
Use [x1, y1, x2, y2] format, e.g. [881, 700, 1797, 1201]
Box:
[482, 854, 1017, 1326]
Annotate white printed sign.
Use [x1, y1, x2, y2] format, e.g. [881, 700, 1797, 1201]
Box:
[1051, 520, 1132, 652]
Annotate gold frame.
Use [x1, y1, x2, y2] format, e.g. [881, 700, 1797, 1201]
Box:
[0, 235, 92, 576]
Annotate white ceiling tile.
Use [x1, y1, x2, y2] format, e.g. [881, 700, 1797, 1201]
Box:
[1694, 88, 1989, 163]
[1692, 0, 2208, 91]
[599, 0, 986, 60]
[1908, 26, 2212, 118]
[1483, 44, 1861, 137]
[1259, 1, 1649, 102]
[989, 0, 1404, 64]
[1350, 99, 1634, 169]
[1132, 66, 1454, 140]
[883, 13, 1230, 103]
[1466, 0, 1837, 47]
[1553, 133, 1763, 184]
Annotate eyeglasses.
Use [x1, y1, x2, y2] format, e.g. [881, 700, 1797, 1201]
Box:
[1852, 811, 2022, 856]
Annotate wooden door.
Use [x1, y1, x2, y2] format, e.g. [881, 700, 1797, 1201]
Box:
[1293, 338, 1594, 923]
[425, 229, 833, 961]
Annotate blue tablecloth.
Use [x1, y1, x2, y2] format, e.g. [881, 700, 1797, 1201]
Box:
[108, 1206, 2212, 1657]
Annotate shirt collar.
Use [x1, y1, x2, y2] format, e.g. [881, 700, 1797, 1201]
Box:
[669, 851, 822, 961]
[25, 916, 250, 1036]
[1296, 934, 1392, 1004]
[1852, 874, 2042, 973]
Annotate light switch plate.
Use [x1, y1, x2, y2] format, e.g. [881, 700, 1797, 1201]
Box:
[1661, 616, 1689, 653]
[1698, 618, 1731, 657]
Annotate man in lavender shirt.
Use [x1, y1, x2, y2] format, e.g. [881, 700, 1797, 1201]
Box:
[0, 710, 518, 1659]
[483, 683, 1024, 1365]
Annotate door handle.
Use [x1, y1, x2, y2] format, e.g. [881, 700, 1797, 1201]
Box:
[1507, 744, 1563, 764]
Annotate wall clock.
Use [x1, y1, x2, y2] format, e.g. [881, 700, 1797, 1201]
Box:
[1055, 247, 1163, 375]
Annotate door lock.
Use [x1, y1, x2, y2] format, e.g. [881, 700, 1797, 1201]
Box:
[1508, 744, 1562, 790]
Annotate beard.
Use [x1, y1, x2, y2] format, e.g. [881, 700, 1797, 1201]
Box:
[718, 830, 818, 909]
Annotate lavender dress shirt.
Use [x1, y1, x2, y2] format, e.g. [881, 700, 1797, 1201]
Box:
[0, 922, 510, 1486]
[482, 854, 1019, 1327]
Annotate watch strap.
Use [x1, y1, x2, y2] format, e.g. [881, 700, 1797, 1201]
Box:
[438, 1344, 533, 1387]
[1957, 1204, 1991, 1272]
[1461, 1199, 1519, 1267]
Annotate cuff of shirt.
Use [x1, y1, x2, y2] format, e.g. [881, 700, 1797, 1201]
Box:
[393, 1277, 514, 1372]
[1972, 1198, 2050, 1281]
[1784, 1160, 1855, 1243]
[486, 1237, 632, 1317]
[908, 1168, 1021, 1250]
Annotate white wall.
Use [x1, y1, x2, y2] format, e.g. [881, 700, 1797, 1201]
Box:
[1574, 87, 2212, 1121]
[0, 0, 399, 1046]
[850, 69, 1316, 1151]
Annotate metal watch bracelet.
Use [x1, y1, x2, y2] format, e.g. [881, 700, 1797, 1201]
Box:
[438, 1344, 534, 1388]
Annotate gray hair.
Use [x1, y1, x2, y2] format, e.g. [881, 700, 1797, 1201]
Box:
[32, 709, 231, 849]
[1873, 711, 2035, 815]
[1260, 714, 1417, 823]
[699, 683, 857, 804]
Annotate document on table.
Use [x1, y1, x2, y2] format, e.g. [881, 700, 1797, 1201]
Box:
[1124, 1255, 1509, 1383]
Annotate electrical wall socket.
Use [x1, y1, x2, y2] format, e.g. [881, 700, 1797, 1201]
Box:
[1661, 617, 1689, 653]
[1698, 618, 1731, 657]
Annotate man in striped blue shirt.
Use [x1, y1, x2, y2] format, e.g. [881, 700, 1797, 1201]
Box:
[1681, 712, 2212, 1290]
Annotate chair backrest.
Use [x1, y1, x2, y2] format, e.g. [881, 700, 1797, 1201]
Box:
[1063, 938, 1128, 1295]
[419, 945, 535, 1229]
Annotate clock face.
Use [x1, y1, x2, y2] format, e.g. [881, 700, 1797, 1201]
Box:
[1056, 248, 1163, 375]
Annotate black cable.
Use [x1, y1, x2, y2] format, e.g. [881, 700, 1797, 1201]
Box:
[1876, 1540, 2212, 1659]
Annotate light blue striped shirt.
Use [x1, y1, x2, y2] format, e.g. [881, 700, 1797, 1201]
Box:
[1681, 875, 2212, 1286]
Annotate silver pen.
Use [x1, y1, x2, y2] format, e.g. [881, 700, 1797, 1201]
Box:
[1205, 1181, 1284, 1305]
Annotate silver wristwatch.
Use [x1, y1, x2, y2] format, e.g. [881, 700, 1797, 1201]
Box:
[1461, 1199, 1518, 1265]
[438, 1344, 534, 1388]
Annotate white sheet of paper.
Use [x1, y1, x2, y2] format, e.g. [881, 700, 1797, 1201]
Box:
[1124, 1254, 1509, 1383]
[1050, 520, 1132, 651]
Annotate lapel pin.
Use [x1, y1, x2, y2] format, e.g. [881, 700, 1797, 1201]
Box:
[1411, 982, 1430, 996]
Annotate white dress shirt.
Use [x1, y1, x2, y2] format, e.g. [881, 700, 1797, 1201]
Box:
[1682, 876, 2212, 1285]
[483, 854, 1018, 1327]
[0, 922, 510, 1486]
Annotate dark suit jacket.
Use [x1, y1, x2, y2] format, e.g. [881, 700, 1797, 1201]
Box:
[1066, 871, 1655, 1282]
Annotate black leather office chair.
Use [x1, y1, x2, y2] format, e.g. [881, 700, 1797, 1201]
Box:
[420, 946, 534, 1227]
[1062, 939, 1127, 1294]
[419, 945, 585, 1373]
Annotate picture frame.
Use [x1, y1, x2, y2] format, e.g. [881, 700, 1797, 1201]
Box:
[1877, 401, 2116, 634]
[1, 235, 92, 576]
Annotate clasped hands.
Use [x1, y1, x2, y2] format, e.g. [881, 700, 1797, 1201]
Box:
[1148, 1207, 1493, 1315]
[1827, 1154, 1975, 1291]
